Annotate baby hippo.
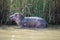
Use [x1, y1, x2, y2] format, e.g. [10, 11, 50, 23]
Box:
[9, 12, 48, 28]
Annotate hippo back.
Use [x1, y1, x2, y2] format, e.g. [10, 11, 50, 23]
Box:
[20, 17, 48, 28]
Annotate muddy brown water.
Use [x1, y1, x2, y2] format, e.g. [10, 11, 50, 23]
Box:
[0, 25, 60, 40]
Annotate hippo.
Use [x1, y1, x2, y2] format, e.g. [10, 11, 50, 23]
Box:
[9, 12, 48, 28]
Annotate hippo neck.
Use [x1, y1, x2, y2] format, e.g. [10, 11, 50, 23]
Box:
[19, 15, 24, 21]
[19, 17, 24, 21]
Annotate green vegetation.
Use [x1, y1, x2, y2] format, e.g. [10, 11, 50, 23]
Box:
[0, 0, 60, 25]
[9, 0, 55, 21]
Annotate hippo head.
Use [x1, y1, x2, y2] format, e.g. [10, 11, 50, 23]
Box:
[9, 12, 19, 21]
[9, 12, 24, 25]
[9, 12, 24, 21]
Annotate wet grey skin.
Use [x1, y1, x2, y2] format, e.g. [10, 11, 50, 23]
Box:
[9, 12, 48, 28]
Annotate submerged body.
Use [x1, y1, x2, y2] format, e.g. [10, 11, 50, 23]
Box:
[9, 13, 47, 28]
